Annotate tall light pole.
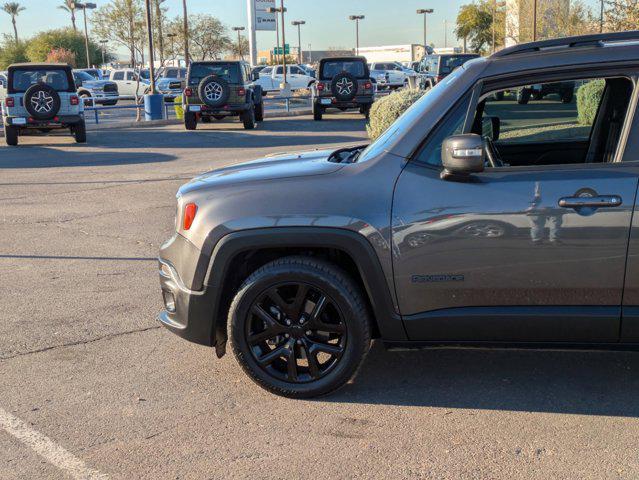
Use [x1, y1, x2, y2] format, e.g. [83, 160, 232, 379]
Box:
[72, 2, 96, 68]
[443, 19, 449, 48]
[143, 0, 156, 94]
[291, 20, 305, 64]
[492, 0, 496, 53]
[182, 0, 189, 66]
[167, 32, 177, 65]
[99, 39, 108, 66]
[349, 15, 364, 55]
[599, 0, 604, 33]
[416, 9, 433, 48]
[267, 3, 288, 88]
[532, 0, 538, 41]
[232, 26, 245, 60]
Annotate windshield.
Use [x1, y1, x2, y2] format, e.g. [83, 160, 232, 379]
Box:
[74, 71, 95, 82]
[83, 69, 101, 79]
[320, 60, 366, 80]
[139, 69, 150, 80]
[358, 66, 466, 162]
[10, 69, 70, 92]
[189, 63, 241, 85]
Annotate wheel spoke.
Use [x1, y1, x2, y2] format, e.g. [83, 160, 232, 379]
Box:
[310, 319, 345, 334]
[249, 305, 286, 345]
[309, 295, 327, 321]
[267, 288, 291, 315]
[310, 341, 343, 357]
[257, 344, 287, 366]
[290, 284, 309, 318]
[286, 341, 298, 381]
[303, 341, 321, 379]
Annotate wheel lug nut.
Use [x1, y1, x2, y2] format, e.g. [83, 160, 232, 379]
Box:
[296, 340, 302, 345]
[284, 333, 290, 338]
[305, 330, 311, 336]
[285, 319, 291, 326]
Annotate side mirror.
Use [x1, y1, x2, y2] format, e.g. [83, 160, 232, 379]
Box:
[251, 71, 260, 81]
[482, 116, 500, 141]
[441, 134, 485, 180]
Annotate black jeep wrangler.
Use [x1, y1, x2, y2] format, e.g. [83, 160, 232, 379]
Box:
[312, 56, 374, 121]
[183, 61, 264, 130]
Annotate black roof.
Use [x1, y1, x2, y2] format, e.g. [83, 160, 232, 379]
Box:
[8, 63, 72, 70]
[319, 56, 367, 63]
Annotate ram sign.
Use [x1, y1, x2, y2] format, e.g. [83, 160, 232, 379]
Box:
[255, 0, 276, 31]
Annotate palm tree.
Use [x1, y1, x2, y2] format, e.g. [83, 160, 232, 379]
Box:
[2, 2, 25, 42]
[58, 0, 77, 31]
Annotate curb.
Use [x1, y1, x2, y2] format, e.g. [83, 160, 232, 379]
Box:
[85, 108, 313, 131]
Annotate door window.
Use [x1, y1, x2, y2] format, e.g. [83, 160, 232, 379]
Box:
[275, 66, 284, 75]
[290, 66, 303, 75]
[113, 71, 124, 81]
[477, 76, 633, 167]
[126, 72, 136, 81]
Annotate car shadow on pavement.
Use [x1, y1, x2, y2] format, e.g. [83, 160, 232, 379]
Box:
[331, 342, 639, 417]
[0, 147, 176, 168]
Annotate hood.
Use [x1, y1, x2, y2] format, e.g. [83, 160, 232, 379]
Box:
[179, 148, 348, 196]
[81, 79, 114, 89]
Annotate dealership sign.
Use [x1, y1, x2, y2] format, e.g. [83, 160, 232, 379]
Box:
[255, 0, 276, 31]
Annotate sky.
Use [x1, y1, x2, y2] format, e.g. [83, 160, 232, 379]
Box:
[1, 0, 466, 52]
[0, 0, 605, 55]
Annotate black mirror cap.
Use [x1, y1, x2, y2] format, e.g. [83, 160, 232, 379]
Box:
[441, 134, 485, 180]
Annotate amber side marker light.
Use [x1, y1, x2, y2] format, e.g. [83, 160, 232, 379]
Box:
[183, 203, 197, 230]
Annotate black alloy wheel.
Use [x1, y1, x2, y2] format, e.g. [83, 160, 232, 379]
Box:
[230, 256, 371, 398]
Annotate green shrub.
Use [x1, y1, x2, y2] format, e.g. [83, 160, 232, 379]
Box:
[174, 95, 184, 120]
[0, 40, 28, 69]
[576, 79, 605, 125]
[366, 88, 425, 140]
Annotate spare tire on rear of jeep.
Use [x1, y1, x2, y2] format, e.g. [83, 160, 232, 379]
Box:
[198, 75, 230, 108]
[24, 84, 61, 120]
[331, 72, 358, 102]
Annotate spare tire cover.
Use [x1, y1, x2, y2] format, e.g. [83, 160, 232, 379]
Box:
[24, 84, 61, 120]
[331, 72, 358, 101]
[198, 75, 230, 107]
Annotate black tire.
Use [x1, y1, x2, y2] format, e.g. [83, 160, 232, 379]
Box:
[313, 103, 323, 121]
[213, 115, 226, 120]
[241, 104, 256, 130]
[198, 75, 230, 108]
[4, 125, 18, 146]
[24, 84, 61, 120]
[517, 89, 531, 105]
[229, 256, 372, 398]
[331, 72, 358, 102]
[201, 116, 212, 123]
[360, 104, 371, 119]
[184, 111, 197, 130]
[72, 120, 86, 143]
[80, 93, 93, 107]
[103, 100, 118, 106]
[255, 101, 264, 122]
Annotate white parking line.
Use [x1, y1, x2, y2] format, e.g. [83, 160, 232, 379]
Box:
[0, 408, 107, 479]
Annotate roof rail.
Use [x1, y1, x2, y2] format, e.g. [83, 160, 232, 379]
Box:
[492, 30, 639, 58]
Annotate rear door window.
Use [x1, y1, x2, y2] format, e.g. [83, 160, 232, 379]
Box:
[113, 71, 124, 81]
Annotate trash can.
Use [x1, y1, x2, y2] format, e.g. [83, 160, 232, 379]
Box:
[144, 94, 164, 121]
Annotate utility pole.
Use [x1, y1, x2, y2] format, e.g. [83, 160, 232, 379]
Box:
[599, 0, 604, 33]
[144, 0, 156, 94]
[349, 15, 365, 55]
[233, 26, 245, 60]
[492, 0, 496, 53]
[99, 39, 108, 66]
[532, 0, 538, 41]
[291, 20, 305, 64]
[416, 9, 434, 48]
[72, 3, 96, 68]
[182, 0, 189, 66]
[167, 32, 177, 65]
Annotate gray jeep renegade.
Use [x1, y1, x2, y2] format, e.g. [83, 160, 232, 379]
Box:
[159, 32, 639, 398]
[2, 63, 86, 146]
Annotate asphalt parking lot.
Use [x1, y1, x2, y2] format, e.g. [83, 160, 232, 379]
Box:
[2, 115, 639, 480]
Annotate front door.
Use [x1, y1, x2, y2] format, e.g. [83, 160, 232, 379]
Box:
[392, 74, 638, 343]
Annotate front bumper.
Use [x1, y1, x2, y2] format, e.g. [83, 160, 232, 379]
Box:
[157, 233, 217, 347]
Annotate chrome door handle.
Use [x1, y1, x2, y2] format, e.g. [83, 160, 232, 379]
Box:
[558, 195, 622, 208]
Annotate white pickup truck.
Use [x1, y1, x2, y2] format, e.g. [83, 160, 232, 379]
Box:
[255, 64, 315, 94]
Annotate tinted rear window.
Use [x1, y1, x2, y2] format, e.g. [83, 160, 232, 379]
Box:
[10, 69, 70, 92]
[189, 63, 241, 85]
[439, 55, 479, 74]
[320, 60, 367, 80]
